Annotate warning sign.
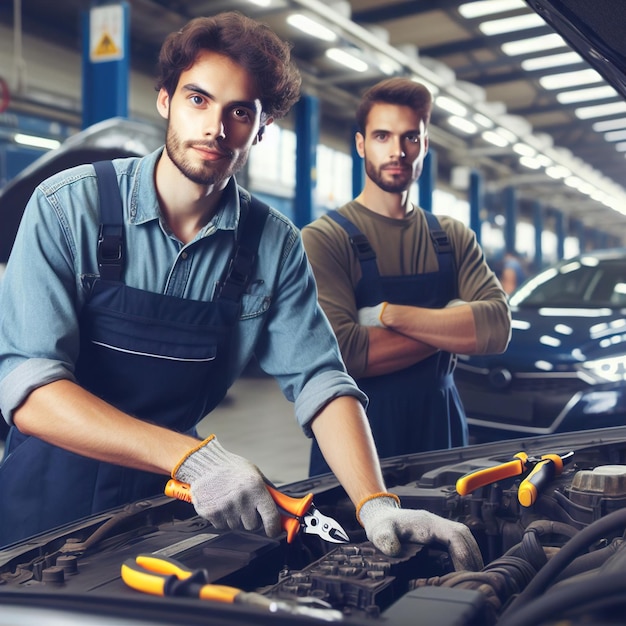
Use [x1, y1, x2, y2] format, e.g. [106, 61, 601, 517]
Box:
[90, 5, 125, 62]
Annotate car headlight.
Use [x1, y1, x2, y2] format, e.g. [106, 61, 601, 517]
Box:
[581, 356, 626, 383]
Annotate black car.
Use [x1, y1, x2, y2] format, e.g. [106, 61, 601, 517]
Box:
[457, 249, 626, 443]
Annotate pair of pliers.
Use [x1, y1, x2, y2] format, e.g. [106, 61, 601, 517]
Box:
[456, 451, 574, 507]
[121, 554, 344, 620]
[165, 478, 350, 544]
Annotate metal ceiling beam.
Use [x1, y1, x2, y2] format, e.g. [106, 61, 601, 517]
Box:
[352, 0, 462, 23]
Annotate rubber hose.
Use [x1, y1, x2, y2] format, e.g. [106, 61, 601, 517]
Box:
[499, 507, 626, 619]
[497, 571, 626, 626]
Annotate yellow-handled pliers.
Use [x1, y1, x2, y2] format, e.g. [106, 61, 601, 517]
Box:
[121, 554, 344, 620]
[165, 478, 350, 544]
[456, 451, 574, 507]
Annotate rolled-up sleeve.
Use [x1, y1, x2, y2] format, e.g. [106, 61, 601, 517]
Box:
[0, 184, 83, 423]
[252, 217, 367, 435]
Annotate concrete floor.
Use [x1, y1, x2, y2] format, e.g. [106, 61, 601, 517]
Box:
[196, 370, 311, 485]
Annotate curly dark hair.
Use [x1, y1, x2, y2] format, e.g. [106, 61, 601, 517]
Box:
[155, 12, 301, 120]
[356, 78, 432, 135]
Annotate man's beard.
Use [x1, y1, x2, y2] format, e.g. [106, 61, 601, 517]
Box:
[364, 156, 414, 194]
[165, 124, 247, 186]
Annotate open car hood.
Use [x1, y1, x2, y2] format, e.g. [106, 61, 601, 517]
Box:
[3, 427, 626, 625]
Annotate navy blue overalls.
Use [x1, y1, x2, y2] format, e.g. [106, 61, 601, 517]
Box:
[0, 161, 268, 546]
[309, 209, 468, 476]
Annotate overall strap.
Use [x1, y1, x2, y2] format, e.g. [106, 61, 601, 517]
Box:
[217, 194, 270, 303]
[423, 210, 457, 294]
[326, 209, 381, 283]
[93, 160, 124, 282]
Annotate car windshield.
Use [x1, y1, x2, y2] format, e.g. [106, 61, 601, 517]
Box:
[510, 256, 626, 308]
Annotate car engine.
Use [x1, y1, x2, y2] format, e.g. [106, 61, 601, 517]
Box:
[2, 431, 626, 625]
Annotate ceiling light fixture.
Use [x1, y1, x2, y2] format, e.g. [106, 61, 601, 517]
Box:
[458, 0, 525, 19]
[325, 48, 368, 72]
[513, 142, 535, 157]
[482, 130, 509, 147]
[435, 95, 467, 116]
[539, 69, 603, 90]
[556, 85, 618, 104]
[545, 165, 571, 179]
[593, 118, 626, 132]
[521, 51, 582, 71]
[13, 133, 61, 150]
[287, 14, 337, 42]
[575, 101, 626, 119]
[604, 130, 626, 142]
[501, 33, 565, 56]
[478, 13, 544, 36]
[448, 116, 478, 134]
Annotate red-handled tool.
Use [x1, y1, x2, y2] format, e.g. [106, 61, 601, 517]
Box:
[165, 478, 349, 544]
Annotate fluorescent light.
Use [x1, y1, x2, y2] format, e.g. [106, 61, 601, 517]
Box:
[519, 155, 541, 169]
[521, 52, 582, 71]
[247, 0, 271, 6]
[556, 85, 618, 104]
[435, 95, 467, 116]
[605, 130, 626, 142]
[287, 14, 337, 42]
[546, 165, 571, 179]
[459, 0, 525, 19]
[325, 48, 368, 72]
[479, 13, 544, 36]
[501, 33, 565, 56]
[14, 133, 61, 150]
[482, 130, 509, 146]
[593, 118, 626, 132]
[448, 116, 478, 134]
[565, 175, 584, 189]
[539, 69, 603, 90]
[575, 101, 626, 119]
[473, 113, 494, 128]
[513, 142, 535, 157]
[535, 154, 552, 167]
[615, 142, 626, 152]
[495, 126, 517, 143]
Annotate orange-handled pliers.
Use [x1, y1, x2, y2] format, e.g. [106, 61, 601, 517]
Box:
[165, 478, 349, 544]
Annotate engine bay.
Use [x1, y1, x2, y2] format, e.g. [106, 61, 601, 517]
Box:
[2, 430, 626, 625]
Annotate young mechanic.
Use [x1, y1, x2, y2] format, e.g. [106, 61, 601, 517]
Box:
[303, 77, 511, 476]
[0, 13, 482, 570]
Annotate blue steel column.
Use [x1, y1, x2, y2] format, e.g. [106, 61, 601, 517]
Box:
[81, 2, 130, 128]
[554, 210, 565, 260]
[294, 93, 319, 228]
[351, 125, 364, 198]
[468, 169, 482, 245]
[419, 148, 436, 212]
[574, 219, 586, 253]
[533, 200, 543, 272]
[503, 186, 517, 254]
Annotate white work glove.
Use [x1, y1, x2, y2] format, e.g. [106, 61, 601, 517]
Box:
[358, 302, 388, 327]
[172, 435, 280, 537]
[445, 298, 467, 308]
[357, 494, 483, 572]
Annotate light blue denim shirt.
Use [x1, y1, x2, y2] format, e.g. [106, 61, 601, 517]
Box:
[0, 148, 365, 433]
